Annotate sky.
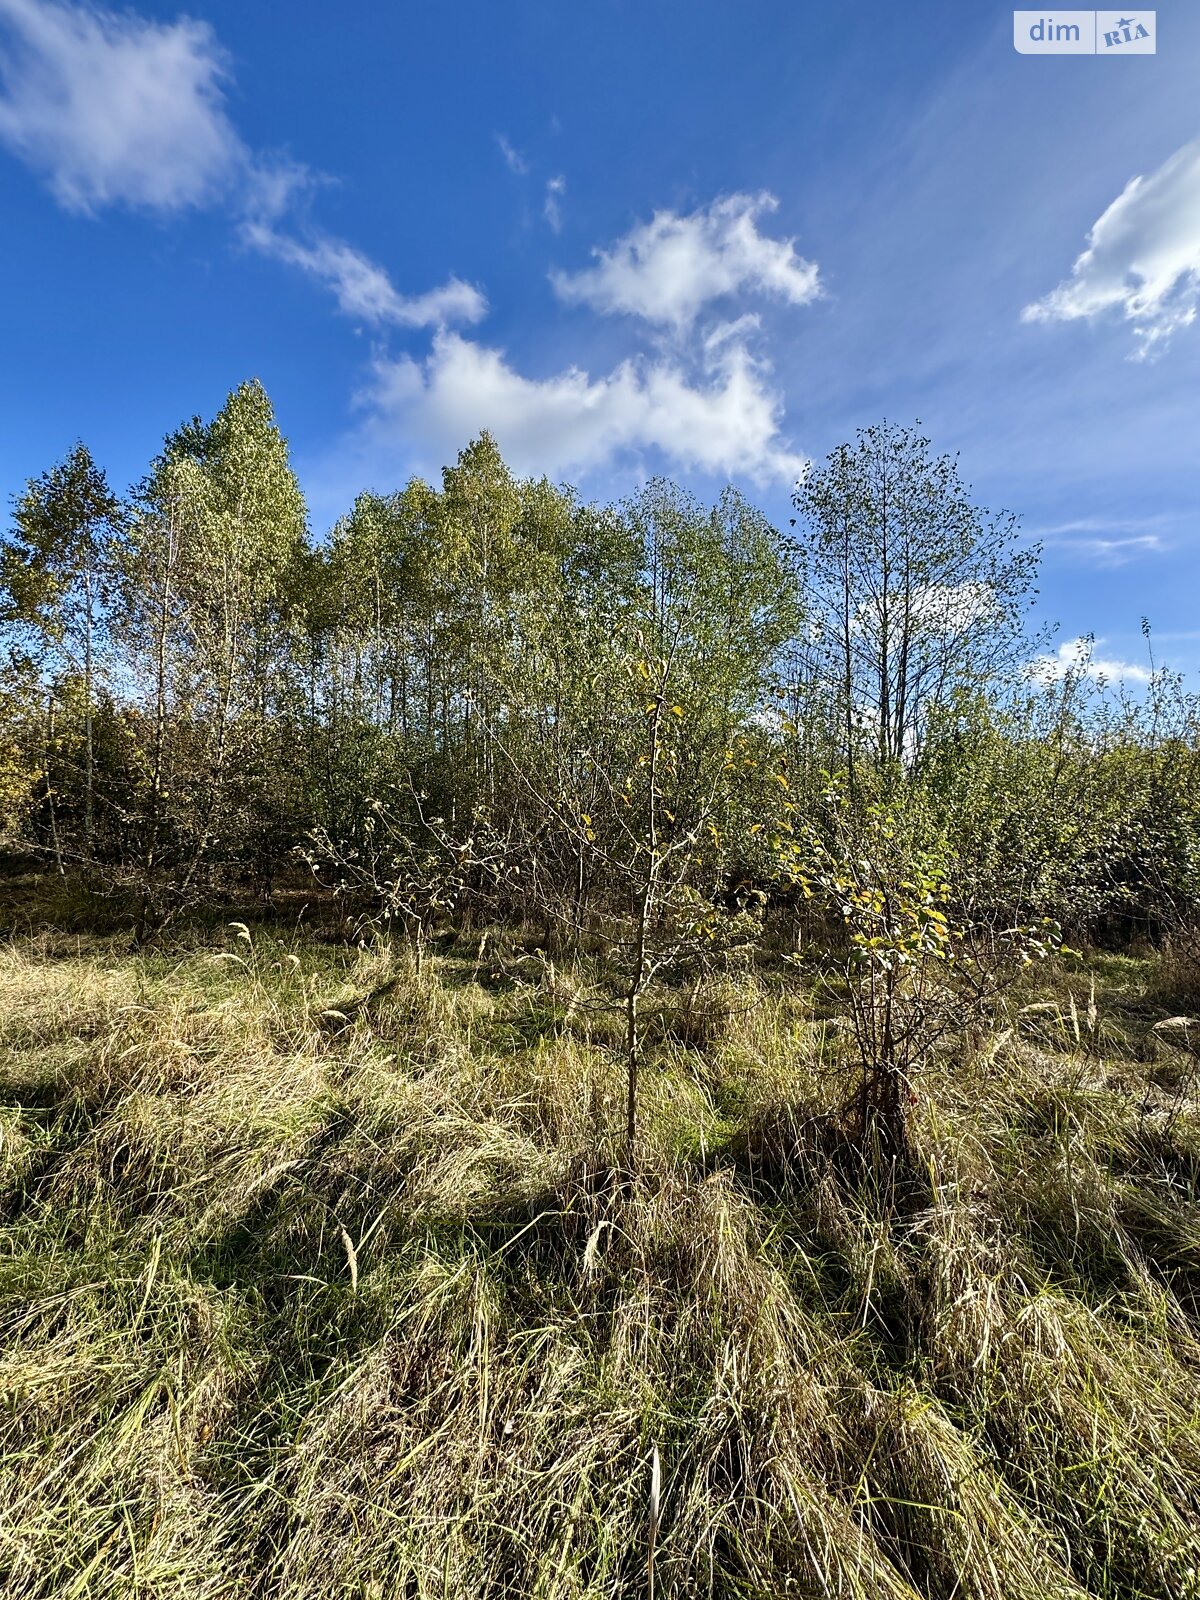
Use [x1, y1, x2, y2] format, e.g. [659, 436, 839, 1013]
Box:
[1, 0, 1198, 681]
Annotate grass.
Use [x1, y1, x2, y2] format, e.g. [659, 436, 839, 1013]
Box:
[2, 923, 1200, 1598]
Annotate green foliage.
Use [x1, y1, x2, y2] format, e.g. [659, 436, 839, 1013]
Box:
[0, 658, 42, 838]
[1, 442, 122, 647]
[811, 805, 955, 972]
[3, 392, 1200, 971]
[108, 380, 309, 919]
[791, 790, 1070, 1175]
[921, 656, 1200, 939]
[1, 443, 125, 861]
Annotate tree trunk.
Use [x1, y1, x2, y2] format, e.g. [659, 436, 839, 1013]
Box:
[83, 567, 95, 853]
[625, 986, 639, 1171]
[45, 692, 64, 876]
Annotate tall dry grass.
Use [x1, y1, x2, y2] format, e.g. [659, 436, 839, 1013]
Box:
[1, 931, 1199, 1597]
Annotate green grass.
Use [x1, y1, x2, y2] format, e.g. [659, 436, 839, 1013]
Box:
[2, 926, 1200, 1598]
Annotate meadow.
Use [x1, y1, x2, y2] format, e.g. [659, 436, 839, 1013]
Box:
[5, 401, 1200, 1596]
[2, 912, 1199, 1600]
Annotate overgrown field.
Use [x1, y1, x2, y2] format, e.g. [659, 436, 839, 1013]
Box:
[3, 925, 1200, 1599]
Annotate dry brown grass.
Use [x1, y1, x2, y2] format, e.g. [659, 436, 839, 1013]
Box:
[1, 931, 1199, 1597]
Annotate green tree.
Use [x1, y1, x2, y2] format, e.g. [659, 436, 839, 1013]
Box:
[2, 443, 124, 857]
[118, 380, 308, 924]
[0, 655, 43, 847]
[489, 479, 801, 1164]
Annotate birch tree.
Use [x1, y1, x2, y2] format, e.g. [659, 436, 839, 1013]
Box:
[118, 380, 307, 922]
[793, 422, 1042, 774]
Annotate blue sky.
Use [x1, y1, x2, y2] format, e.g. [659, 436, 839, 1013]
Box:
[1, 0, 1198, 681]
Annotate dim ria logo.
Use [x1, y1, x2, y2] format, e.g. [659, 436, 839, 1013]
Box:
[1013, 11, 1156, 53]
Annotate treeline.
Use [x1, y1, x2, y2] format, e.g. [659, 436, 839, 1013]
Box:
[2, 379, 1199, 948]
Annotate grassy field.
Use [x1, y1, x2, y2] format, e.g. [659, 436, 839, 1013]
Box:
[2, 922, 1200, 1599]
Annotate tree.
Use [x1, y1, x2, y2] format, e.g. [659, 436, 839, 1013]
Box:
[485, 479, 801, 1166]
[1, 443, 124, 858]
[116, 380, 308, 925]
[0, 656, 43, 847]
[793, 422, 1042, 775]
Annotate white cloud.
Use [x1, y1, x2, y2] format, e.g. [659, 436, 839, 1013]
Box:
[551, 192, 820, 331]
[338, 190, 818, 485]
[703, 314, 762, 355]
[1030, 517, 1170, 565]
[241, 221, 486, 329]
[1056, 532, 1164, 565]
[0, 2, 482, 330]
[0, 0, 241, 212]
[495, 133, 527, 175]
[1023, 137, 1200, 355]
[544, 174, 565, 234]
[911, 582, 998, 633]
[1030, 637, 1152, 685]
[0, 10, 814, 486]
[241, 155, 318, 226]
[357, 329, 806, 484]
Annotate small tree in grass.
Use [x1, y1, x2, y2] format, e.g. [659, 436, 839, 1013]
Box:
[792, 787, 1068, 1182]
[498, 480, 799, 1169]
[566, 645, 764, 1169]
[307, 475, 799, 1170]
[471, 633, 772, 1171]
